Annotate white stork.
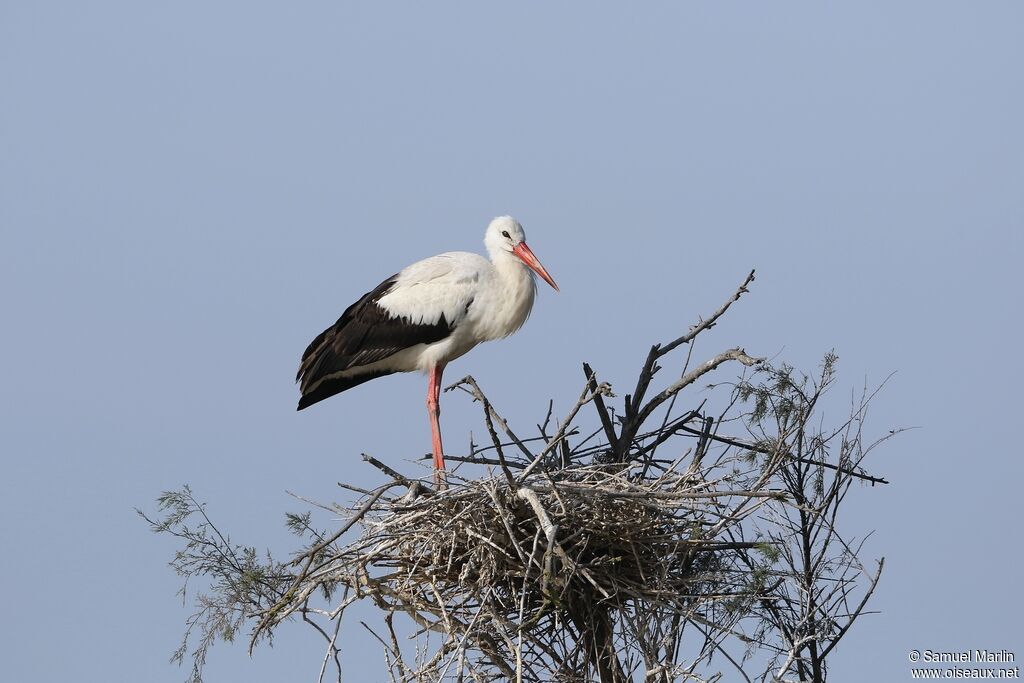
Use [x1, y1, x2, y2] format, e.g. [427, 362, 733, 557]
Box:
[296, 216, 559, 473]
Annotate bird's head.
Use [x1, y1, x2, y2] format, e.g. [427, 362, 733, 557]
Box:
[485, 216, 559, 291]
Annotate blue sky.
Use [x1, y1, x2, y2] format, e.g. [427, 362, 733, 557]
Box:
[1, 2, 1021, 680]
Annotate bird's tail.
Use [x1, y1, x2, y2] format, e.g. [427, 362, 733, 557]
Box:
[296, 369, 395, 410]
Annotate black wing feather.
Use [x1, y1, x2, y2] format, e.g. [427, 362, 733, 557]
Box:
[296, 275, 454, 410]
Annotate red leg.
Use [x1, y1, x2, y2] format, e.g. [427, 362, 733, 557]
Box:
[427, 364, 446, 473]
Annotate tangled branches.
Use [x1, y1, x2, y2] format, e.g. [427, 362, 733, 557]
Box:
[142, 270, 894, 683]
[269, 462, 786, 682]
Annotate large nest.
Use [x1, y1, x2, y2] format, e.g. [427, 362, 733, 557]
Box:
[368, 466, 735, 614]
[274, 459, 779, 682]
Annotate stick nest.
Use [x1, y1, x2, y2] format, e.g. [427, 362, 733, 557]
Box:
[366, 467, 721, 614]
[290, 462, 766, 681]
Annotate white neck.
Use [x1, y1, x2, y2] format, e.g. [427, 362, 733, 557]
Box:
[474, 248, 537, 340]
[490, 248, 535, 289]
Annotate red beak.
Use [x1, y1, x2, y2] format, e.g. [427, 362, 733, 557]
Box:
[512, 242, 559, 291]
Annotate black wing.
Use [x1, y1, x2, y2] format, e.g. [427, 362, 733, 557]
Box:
[296, 275, 454, 410]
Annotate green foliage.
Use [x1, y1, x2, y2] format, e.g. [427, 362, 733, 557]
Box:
[284, 511, 313, 536]
[754, 541, 781, 564]
[137, 487, 296, 683]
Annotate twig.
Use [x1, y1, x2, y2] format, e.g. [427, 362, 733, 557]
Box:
[518, 379, 614, 481]
[447, 376, 536, 462]
[361, 453, 435, 492]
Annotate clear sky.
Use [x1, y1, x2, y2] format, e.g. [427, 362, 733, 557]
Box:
[1, 2, 1021, 681]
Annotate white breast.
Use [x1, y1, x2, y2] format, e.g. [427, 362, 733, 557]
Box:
[464, 263, 537, 342]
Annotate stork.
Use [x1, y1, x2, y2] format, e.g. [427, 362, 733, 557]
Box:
[296, 216, 559, 474]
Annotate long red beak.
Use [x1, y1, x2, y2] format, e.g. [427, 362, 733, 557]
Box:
[513, 242, 559, 291]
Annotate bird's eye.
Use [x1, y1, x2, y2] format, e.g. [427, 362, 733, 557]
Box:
[501, 230, 511, 239]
